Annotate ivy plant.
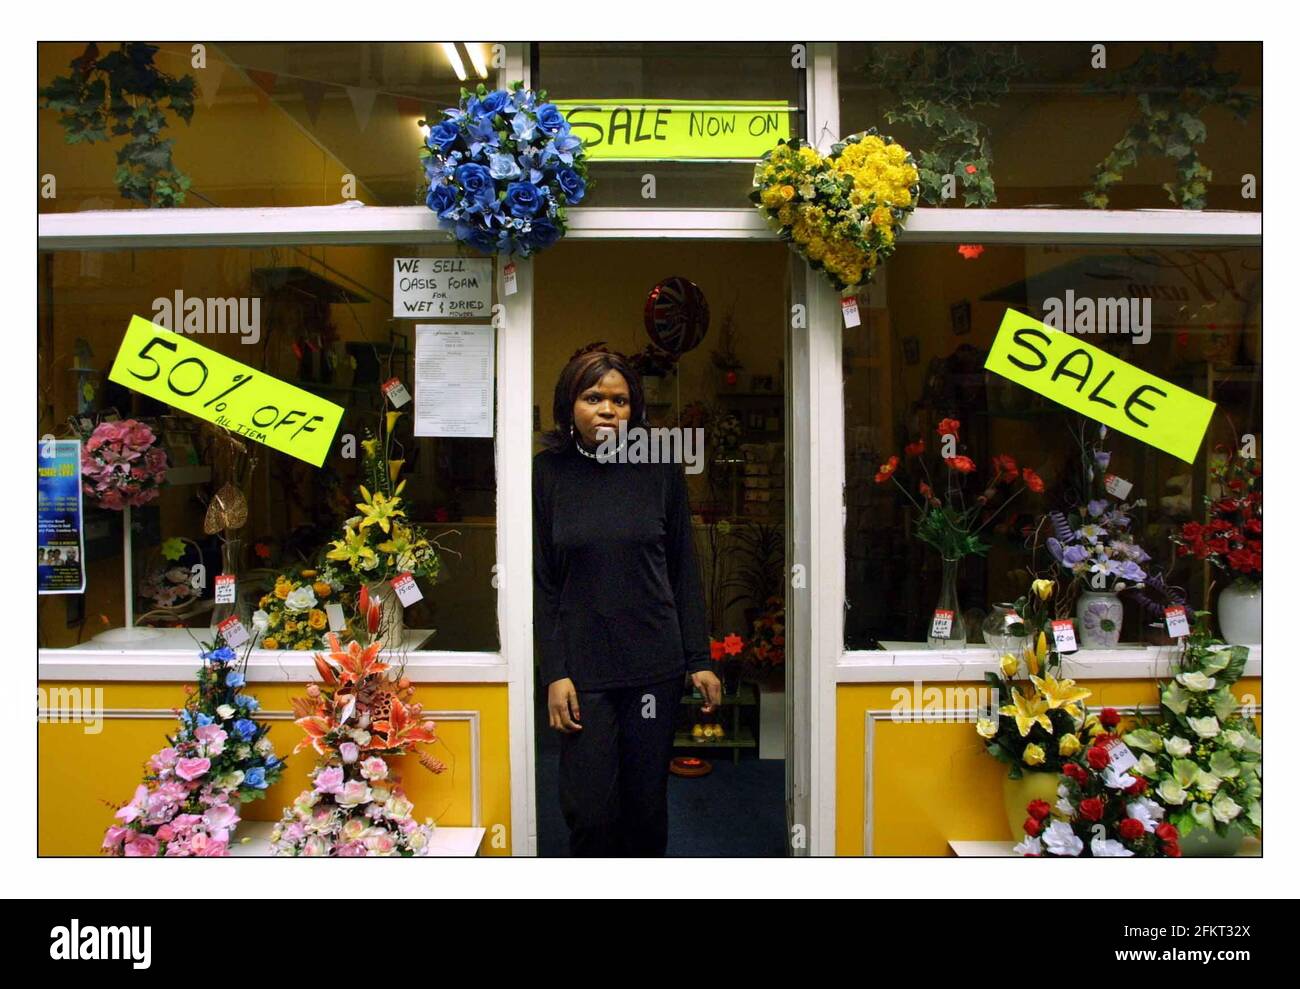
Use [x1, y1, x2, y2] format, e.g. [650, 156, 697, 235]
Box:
[40, 43, 197, 207]
[1083, 44, 1258, 210]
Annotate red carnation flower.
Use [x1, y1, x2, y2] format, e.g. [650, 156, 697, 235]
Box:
[1125, 777, 1148, 796]
[1155, 822, 1179, 842]
[1100, 707, 1121, 728]
[1023, 817, 1043, 837]
[1086, 746, 1110, 770]
[1063, 762, 1088, 783]
[1021, 468, 1045, 493]
[945, 455, 977, 474]
[1163, 841, 1182, 858]
[1079, 796, 1105, 822]
[1027, 799, 1051, 821]
[1118, 817, 1146, 841]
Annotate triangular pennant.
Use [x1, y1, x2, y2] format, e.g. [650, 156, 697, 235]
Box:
[247, 69, 278, 107]
[346, 85, 378, 132]
[298, 79, 326, 124]
[196, 58, 226, 108]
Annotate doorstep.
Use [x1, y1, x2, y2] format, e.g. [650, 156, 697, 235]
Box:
[229, 820, 486, 856]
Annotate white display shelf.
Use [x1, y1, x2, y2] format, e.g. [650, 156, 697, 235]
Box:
[38, 627, 509, 683]
[229, 820, 486, 857]
[839, 643, 1262, 683]
[949, 838, 1261, 857]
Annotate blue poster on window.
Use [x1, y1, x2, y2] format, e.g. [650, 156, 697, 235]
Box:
[38, 439, 86, 595]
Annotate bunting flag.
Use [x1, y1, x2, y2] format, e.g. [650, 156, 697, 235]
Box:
[346, 84, 379, 132]
[247, 69, 279, 107]
[195, 58, 226, 108]
[298, 78, 326, 124]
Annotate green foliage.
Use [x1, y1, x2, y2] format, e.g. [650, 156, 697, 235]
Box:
[862, 43, 1025, 207]
[1082, 44, 1257, 210]
[914, 504, 989, 559]
[40, 43, 197, 207]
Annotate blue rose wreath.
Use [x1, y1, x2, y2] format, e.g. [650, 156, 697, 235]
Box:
[420, 81, 590, 257]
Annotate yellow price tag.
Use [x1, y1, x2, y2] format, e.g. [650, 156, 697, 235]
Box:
[984, 308, 1216, 464]
[108, 316, 344, 467]
[553, 99, 791, 160]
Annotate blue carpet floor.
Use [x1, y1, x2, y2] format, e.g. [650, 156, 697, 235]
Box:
[534, 690, 787, 857]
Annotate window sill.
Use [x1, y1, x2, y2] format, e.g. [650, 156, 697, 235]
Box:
[38, 628, 507, 683]
[838, 643, 1263, 683]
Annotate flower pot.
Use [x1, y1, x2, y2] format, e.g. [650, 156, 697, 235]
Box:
[1076, 589, 1123, 649]
[927, 557, 967, 649]
[1002, 771, 1061, 840]
[1180, 826, 1245, 858]
[1217, 578, 1261, 644]
[362, 579, 406, 648]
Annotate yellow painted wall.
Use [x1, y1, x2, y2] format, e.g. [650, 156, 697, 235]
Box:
[835, 677, 1262, 856]
[38, 680, 511, 856]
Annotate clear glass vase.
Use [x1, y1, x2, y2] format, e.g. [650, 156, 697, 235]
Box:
[208, 537, 250, 639]
[983, 602, 1030, 661]
[927, 557, 967, 650]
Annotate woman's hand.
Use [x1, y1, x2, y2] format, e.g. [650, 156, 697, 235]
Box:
[547, 678, 582, 733]
[691, 670, 723, 713]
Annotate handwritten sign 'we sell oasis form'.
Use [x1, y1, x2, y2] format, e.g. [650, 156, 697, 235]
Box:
[984, 308, 1216, 464]
[392, 257, 493, 318]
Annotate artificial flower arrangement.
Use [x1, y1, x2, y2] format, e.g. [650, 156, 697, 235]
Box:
[627, 342, 679, 379]
[1122, 614, 1261, 846]
[138, 536, 201, 613]
[1014, 714, 1181, 857]
[747, 596, 786, 674]
[323, 414, 446, 589]
[269, 633, 446, 856]
[103, 644, 284, 856]
[79, 417, 169, 511]
[420, 80, 589, 257]
[1171, 446, 1262, 582]
[750, 129, 920, 291]
[875, 416, 1045, 561]
[253, 567, 357, 652]
[977, 579, 1095, 777]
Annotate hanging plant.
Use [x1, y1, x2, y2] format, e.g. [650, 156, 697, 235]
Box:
[39, 43, 197, 207]
[1082, 44, 1258, 210]
[861, 43, 1026, 208]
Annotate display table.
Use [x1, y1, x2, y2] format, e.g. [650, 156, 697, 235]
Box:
[230, 820, 486, 856]
[948, 838, 1261, 857]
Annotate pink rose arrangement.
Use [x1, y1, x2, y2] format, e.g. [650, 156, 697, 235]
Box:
[269, 634, 446, 857]
[103, 644, 284, 857]
[81, 418, 169, 510]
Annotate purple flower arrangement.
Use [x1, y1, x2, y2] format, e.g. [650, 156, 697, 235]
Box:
[1045, 495, 1150, 594]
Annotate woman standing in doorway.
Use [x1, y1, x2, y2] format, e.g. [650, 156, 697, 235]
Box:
[534, 347, 722, 857]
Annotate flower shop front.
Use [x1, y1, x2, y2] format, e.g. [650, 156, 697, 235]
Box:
[37, 41, 1261, 858]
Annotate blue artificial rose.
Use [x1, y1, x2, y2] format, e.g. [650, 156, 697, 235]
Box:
[426, 182, 457, 216]
[534, 103, 569, 135]
[505, 182, 543, 218]
[233, 718, 258, 741]
[264, 755, 280, 770]
[454, 163, 496, 207]
[488, 153, 522, 181]
[202, 646, 236, 665]
[235, 693, 260, 712]
[555, 167, 586, 204]
[456, 220, 499, 254]
[225, 670, 245, 688]
[528, 219, 561, 251]
[196, 712, 214, 728]
[427, 119, 461, 154]
[244, 766, 268, 789]
[475, 89, 510, 117]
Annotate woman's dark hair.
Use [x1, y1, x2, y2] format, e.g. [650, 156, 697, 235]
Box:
[542, 349, 647, 451]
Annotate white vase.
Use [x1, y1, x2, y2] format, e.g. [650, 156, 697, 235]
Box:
[1076, 590, 1123, 649]
[1218, 579, 1262, 644]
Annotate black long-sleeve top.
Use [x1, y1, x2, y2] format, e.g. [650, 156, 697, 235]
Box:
[533, 442, 712, 691]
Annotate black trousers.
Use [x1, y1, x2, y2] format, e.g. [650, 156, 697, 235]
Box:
[558, 674, 684, 857]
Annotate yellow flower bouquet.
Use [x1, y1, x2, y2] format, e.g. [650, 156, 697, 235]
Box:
[253, 569, 357, 652]
[749, 129, 919, 291]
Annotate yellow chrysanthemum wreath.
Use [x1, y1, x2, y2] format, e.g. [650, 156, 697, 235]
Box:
[750, 130, 920, 292]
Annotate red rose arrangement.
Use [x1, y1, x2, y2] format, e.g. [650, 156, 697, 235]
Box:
[1172, 448, 1261, 582]
[873, 416, 1043, 560]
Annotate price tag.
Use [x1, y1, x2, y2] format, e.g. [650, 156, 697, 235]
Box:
[930, 609, 954, 639]
[1051, 618, 1078, 653]
[391, 571, 423, 607]
[1165, 606, 1190, 638]
[1004, 610, 1022, 627]
[503, 261, 518, 296]
[214, 574, 236, 604]
[325, 602, 346, 632]
[1104, 473, 1134, 500]
[217, 615, 250, 648]
[382, 377, 411, 408]
[1099, 735, 1138, 775]
[841, 295, 861, 328]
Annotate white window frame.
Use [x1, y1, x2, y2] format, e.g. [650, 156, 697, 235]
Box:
[36, 42, 1262, 859]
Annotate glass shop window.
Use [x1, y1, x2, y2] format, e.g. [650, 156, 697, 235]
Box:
[37, 243, 500, 653]
[842, 243, 1261, 650]
[534, 42, 805, 208]
[39, 42, 502, 212]
[837, 42, 1261, 211]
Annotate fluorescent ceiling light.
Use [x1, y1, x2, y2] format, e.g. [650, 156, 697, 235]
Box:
[441, 42, 467, 81]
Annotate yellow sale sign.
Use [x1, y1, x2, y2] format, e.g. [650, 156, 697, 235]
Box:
[108, 316, 343, 467]
[553, 99, 791, 160]
[984, 309, 1216, 464]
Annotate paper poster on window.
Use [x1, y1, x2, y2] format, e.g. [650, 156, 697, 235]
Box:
[413, 324, 496, 438]
[393, 258, 493, 318]
[38, 439, 87, 595]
